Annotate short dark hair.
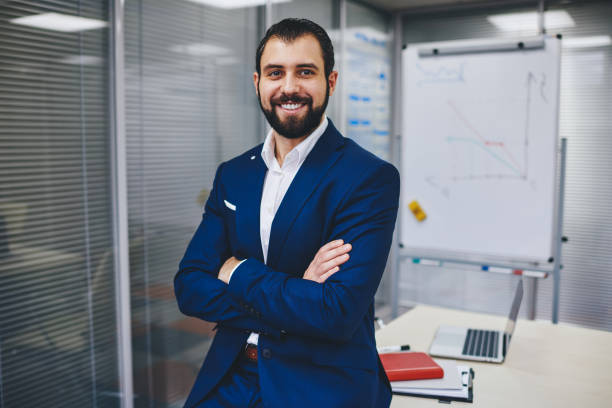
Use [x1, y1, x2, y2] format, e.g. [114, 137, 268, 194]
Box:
[255, 18, 335, 78]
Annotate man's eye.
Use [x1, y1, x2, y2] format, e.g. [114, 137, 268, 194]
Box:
[269, 71, 281, 77]
[301, 69, 313, 75]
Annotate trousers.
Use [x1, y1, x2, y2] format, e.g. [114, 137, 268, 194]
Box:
[196, 353, 263, 408]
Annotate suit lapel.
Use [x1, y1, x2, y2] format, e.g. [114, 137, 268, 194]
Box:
[266, 120, 345, 268]
[236, 149, 266, 262]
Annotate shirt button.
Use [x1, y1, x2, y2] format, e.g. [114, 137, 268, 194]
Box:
[262, 348, 272, 359]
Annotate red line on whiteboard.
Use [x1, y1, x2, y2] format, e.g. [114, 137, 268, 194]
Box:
[447, 100, 523, 173]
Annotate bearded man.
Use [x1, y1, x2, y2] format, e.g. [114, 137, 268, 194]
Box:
[174, 18, 399, 408]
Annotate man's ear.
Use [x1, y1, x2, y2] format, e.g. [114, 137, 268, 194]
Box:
[253, 72, 259, 96]
[327, 70, 339, 97]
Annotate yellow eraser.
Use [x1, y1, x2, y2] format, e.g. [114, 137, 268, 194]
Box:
[408, 200, 427, 222]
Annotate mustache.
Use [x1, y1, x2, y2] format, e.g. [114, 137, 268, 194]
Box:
[271, 93, 313, 105]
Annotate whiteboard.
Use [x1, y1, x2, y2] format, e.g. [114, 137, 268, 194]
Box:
[400, 36, 561, 268]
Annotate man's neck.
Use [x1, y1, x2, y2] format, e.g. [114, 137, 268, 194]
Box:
[273, 116, 324, 167]
[273, 133, 307, 167]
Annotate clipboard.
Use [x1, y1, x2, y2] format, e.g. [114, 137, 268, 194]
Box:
[392, 368, 474, 404]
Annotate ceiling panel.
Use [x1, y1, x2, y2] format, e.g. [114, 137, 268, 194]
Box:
[358, 0, 548, 13]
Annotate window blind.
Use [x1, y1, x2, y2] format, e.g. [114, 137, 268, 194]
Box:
[0, 1, 119, 407]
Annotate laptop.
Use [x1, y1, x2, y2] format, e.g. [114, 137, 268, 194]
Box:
[429, 279, 523, 363]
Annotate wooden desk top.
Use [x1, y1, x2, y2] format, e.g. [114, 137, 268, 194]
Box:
[376, 305, 612, 407]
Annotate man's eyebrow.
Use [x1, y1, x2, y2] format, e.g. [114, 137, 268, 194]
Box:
[262, 63, 319, 70]
[263, 64, 284, 71]
[297, 63, 318, 69]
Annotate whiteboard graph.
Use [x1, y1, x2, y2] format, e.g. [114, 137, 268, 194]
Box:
[448, 71, 548, 182]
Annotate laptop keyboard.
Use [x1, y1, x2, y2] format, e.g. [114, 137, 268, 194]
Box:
[462, 329, 499, 358]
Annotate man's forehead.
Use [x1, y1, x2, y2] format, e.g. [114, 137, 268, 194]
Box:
[260, 34, 324, 68]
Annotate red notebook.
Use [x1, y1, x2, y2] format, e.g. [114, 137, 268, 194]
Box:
[379, 352, 444, 382]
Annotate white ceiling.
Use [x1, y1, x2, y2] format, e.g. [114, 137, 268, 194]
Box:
[358, 0, 533, 12]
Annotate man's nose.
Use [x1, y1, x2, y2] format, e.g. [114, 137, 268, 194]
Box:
[281, 73, 299, 95]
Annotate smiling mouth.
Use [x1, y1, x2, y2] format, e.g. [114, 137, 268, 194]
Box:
[278, 103, 305, 111]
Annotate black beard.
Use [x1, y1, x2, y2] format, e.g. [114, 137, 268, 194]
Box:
[258, 82, 330, 139]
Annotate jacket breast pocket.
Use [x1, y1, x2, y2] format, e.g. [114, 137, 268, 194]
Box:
[222, 199, 238, 251]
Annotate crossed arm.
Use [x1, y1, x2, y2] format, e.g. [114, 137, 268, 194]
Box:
[218, 239, 351, 285]
[174, 162, 399, 342]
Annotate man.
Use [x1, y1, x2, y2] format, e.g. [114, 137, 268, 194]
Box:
[174, 18, 399, 408]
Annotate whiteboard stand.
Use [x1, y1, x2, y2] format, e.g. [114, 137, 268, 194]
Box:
[552, 137, 568, 324]
[392, 138, 568, 323]
[392, 35, 565, 323]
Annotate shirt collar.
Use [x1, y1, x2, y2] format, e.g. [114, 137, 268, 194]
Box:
[261, 115, 328, 171]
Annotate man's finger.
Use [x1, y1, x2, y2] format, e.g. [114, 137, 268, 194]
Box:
[318, 243, 351, 263]
[320, 253, 349, 273]
[318, 266, 340, 283]
[317, 239, 344, 255]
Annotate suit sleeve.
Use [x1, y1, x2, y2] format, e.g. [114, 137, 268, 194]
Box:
[173, 162, 281, 337]
[226, 162, 400, 342]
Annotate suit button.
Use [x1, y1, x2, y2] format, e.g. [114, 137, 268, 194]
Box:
[262, 348, 272, 359]
[281, 330, 287, 335]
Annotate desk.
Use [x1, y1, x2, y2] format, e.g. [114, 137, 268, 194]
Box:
[376, 305, 612, 407]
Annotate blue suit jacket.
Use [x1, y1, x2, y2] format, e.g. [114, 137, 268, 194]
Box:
[175, 120, 399, 408]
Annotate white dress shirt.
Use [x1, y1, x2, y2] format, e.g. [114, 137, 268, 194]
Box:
[230, 116, 328, 346]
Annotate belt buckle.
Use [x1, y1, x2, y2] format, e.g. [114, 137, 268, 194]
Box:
[244, 344, 258, 362]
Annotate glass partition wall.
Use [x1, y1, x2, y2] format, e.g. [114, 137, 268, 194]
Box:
[0, 1, 119, 407]
[124, 1, 262, 406]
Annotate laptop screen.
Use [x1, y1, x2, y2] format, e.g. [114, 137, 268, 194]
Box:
[504, 279, 524, 336]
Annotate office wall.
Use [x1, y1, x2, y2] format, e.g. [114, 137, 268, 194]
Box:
[399, 1, 612, 331]
[0, 1, 119, 407]
[124, 1, 262, 406]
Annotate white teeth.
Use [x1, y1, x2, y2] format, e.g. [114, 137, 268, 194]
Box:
[281, 103, 302, 110]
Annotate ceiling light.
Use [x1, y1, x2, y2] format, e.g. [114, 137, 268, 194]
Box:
[10, 12, 107, 32]
[185, 0, 290, 9]
[487, 10, 575, 32]
[563, 35, 611, 48]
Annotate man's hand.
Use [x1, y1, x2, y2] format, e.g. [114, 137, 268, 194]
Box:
[303, 239, 351, 283]
[218, 256, 242, 284]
